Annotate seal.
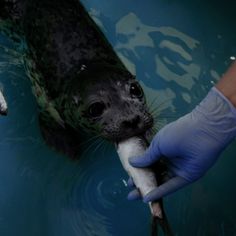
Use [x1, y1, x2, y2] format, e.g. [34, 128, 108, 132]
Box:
[0, 2, 173, 235]
[0, 0, 154, 158]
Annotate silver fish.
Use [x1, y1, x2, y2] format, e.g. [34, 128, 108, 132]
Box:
[0, 89, 8, 116]
[116, 136, 173, 236]
[117, 136, 163, 217]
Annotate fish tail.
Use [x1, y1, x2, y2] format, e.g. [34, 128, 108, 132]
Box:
[151, 214, 174, 236]
[151, 216, 159, 236]
[159, 213, 174, 236]
[151, 199, 174, 236]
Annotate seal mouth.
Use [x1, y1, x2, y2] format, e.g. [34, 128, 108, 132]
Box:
[114, 129, 152, 149]
[113, 121, 154, 146]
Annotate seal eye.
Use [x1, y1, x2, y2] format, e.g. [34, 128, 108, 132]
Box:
[130, 83, 143, 98]
[88, 102, 106, 118]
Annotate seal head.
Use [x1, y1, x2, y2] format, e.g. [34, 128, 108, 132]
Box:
[62, 64, 153, 142]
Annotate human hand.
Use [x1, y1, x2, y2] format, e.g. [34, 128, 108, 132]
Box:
[128, 87, 236, 202]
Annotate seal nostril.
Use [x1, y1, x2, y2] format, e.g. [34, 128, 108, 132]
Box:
[122, 115, 140, 129]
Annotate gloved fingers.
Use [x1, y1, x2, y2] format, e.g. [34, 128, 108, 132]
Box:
[126, 171, 177, 201]
[160, 170, 175, 183]
[143, 176, 189, 203]
[127, 188, 142, 201]
[129, 144, 162, 168]
[127, 177, 134, 187]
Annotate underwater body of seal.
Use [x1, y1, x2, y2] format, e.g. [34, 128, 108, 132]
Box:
[0, 0, 236, 235]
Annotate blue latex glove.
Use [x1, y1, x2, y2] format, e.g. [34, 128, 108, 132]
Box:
[128, 87, 236, 202]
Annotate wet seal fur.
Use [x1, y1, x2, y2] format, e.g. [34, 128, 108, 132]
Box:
[0, 0, 154, 157]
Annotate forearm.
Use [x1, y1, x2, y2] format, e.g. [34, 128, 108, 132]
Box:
[215, 61, 236, 107]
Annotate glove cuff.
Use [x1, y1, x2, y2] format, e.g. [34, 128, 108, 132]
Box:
[212, 86, 236, 117]
[194, 86, 236, 145]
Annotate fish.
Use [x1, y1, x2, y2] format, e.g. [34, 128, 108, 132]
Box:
[0, 89, 7, 116]
[116, 136, 173, 236]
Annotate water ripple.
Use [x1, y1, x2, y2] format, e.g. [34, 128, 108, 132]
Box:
[68, 148, 128, 236]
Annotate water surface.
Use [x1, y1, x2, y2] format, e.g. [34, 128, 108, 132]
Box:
[0, 0, 236, 235]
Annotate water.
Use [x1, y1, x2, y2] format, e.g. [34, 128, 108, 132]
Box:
[0, 0, 236, 235]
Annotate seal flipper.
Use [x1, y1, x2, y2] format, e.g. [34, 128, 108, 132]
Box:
[39, 112, 83, 159]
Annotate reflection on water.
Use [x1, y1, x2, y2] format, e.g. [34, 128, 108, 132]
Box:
[114, 12, 203, 111]
[0, 0, 236, 235]
[115, 12, 201, 86]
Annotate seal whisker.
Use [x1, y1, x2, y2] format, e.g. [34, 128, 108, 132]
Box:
[147, 95, 160, 111]
[80, 137, 103, 158]
[154, 117, 167, 124]
[151, 105, 188, 116]
[149, 98, 173, 114]
[91, 138, 106, 156]
[150, 98, 172, 110]
[150, 106, 167, 117]
[153, 115, 178, 119]
[101, 140, 111, 158]
[153, 121, 166, 131]
[79, 134, 102, 148]
[152, 114, 178, 123]
[150, 127, 157, 136]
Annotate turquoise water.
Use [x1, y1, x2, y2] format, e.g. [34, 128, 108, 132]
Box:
[0, 0, 236, 235]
